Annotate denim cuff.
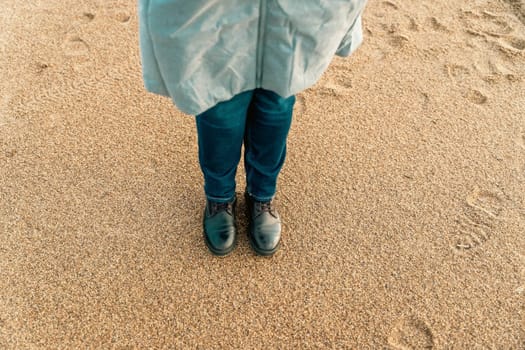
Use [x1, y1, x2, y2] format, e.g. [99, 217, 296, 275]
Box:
[246, 190, 274, 203]
[206, 194, 236, 204]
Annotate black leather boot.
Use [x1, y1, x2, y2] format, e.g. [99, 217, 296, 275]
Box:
[245, 193, 281, 256]
[203, 197, 237, 256]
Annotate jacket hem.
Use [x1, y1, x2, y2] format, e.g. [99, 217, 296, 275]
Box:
[144, 79, 170, 97]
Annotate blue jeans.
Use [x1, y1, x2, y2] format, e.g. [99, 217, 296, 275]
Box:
[196, 88, 295, 203]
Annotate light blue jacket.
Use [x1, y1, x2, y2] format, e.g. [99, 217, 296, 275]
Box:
[138, 0, 368, 115]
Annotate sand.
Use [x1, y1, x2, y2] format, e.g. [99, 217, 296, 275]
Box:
[1, 0, 524, 348]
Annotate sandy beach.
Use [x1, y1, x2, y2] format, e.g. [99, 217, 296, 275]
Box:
[1, 0, 524, 348]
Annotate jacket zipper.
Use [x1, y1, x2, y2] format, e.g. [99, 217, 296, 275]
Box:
[255, 0, 267, 86]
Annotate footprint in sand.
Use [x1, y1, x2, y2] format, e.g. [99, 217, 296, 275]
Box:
[461, 10, 514, 38]
[62, 11, 98, 57]
[429, 17, 451, 32]
[388, 34, 410, 49]
[82, 12, 95, 22]
[444, 63, 471, 80]
[465, 188, 505, 217]
[496, 35, 525, 56]
[63, 35, 89, 57]
[104, 6, 132, 23]
[419, 92, 430, 110]
[388, 317, 435, 349]
[368, 46, 388, 61]
[453, 213, 493, 251]
[62, 11, 95, 37]
[374, 0, 399, 18]
[407, 16, 420, 32]
[382, 1, 399, 10]
[464, 89, 488, 105]
[380, 1, 423, 34]
[114, 12, 131, 23]
[482, 60, 521, 83]
[502, 0, 525, 25]
[371, 2, 420, 52]
[453, 187, 505, 251]
[318, 71, 354, 96]
[35, 62, 50, 74]
[506, 36, 525, 50]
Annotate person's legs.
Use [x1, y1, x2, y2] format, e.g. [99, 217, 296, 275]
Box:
[196, 90, 254, 256]
[243, 88, 295, 255]
[196, 90, 254, 203]
[244, 88, 295, 201]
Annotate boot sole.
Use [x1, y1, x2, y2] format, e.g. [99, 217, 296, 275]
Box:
[247, 232, 280, 256]
[204, 231, 237, 256]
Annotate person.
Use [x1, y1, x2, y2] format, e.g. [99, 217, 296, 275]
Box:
[138, 0, 368, 256]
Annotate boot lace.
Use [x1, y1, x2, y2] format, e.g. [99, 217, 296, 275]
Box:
[210, 201, 232, 216]
[258, 201, 274, 213]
